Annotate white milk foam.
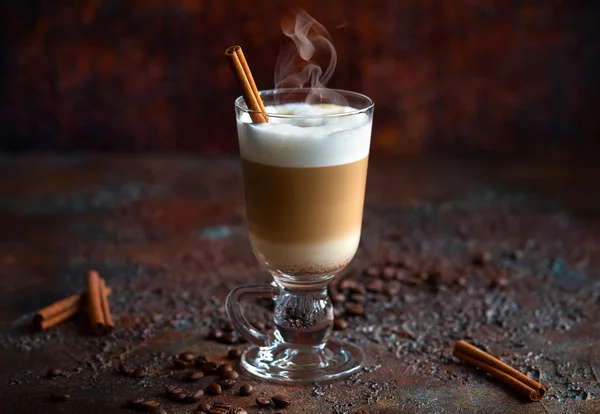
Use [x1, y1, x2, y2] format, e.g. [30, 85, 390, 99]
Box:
[238, 103, 372, 168]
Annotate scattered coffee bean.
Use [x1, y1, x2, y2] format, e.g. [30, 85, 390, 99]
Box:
[231, 408, 247, 414]
[212, 402, 232, 409]
[200, 361, 218, 375]
[380, 266, 396, 281]
[345, 303, 365, 316]
[51, 392, 70, 402]
[197, 401, 211, 411]
[333, 319, 348, 331]
[133, 367, 147, 378]
[206, 383, 222, 395]
[227, 348, 242, 359]
[46, 368, 62, 378]
[216, 379, 236, 390]
[207, 408, 228, 414]
[271, 395, 291, 408]
[456, 277, 468, 287]
[365, 279, 383, 293]
[219, 369, 239, 380]
[472, 251, 492, 265]
[186, 371, 204, 382]
[510, 249, 523, 260]
[195, 354, 208, 364]
[118, 362, 134, 375]
[490, 277, 509, 288]
[127, 397, 145, 409]
[166, 385, 185, 401]
[256, 397, 272, 408]
[253, 321, 266, 331]
[239, 383, 254, 396]
[349, 293, 366, 303]
[383, 285, 399, 297]
[173, 358, 190, 369]
[165, 384, 181, 394]
[220, 333, 237, 345]
[141, 400, 161, 410]
[339, 279, 356, 290]
[194, 411, 207, 414]
[330, 292, 346, 304]
[333, 308, 342, 318]
[274, 412, 286, 414]
[179, 352, 195, 362]
[184, 388, 205, 402]
[222, 321, 235, 332]
[363, 266, 379, 277]
[216, 363, 232, 376]
[207, 328, 223, 340]
[348, 283, 366, 295]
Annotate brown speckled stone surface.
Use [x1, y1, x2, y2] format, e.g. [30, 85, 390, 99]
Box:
[0, 155, 599, 413]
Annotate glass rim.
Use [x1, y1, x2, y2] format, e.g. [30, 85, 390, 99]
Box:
[235, 88, 374, 119]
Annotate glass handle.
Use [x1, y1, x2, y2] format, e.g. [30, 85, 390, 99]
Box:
[226, 284, 277, 346]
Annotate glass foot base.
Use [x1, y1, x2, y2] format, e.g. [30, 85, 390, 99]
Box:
[240, 339, 365, 383]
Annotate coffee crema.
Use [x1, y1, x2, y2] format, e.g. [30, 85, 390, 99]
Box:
[238, 103, 372, 278]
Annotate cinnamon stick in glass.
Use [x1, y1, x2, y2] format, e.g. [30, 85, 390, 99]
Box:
[87, 270, 114, 335]
[224, 45, 268, 123]
[453, 340, 546, 401]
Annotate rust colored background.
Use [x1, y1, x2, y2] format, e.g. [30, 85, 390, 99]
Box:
[1, 0, 599, 154]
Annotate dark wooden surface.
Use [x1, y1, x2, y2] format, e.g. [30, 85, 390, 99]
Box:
[0, 155, 599, 413]
[2, 1, 599, 153]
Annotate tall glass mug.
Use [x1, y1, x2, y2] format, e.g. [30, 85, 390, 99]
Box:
[226, 88, 374, 382]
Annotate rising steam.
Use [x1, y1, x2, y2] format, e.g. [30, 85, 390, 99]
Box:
[275, 9, 347, 105]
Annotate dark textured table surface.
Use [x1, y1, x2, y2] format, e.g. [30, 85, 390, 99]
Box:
[0, 155, 599, 414]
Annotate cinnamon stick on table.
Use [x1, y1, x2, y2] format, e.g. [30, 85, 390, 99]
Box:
[224, 45, 269, 124]
[453, 340, 546, 401]
[86, 270, 114, 335]
[33, 286, 112, 330]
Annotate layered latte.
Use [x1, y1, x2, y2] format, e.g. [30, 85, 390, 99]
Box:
[237, 103, 372, 278]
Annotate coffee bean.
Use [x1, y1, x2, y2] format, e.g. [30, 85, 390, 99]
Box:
[207, 408, 228, 414]
[219, 369, 239, 380]
[339, 279, 356, 290]
[168, 392, 186, 402]
[216, 379, 236, 390]
[127, 397, 145, 409]
[239, 383, 254, 396]
[271, 395, 291, 408]
[173, 358, 190, 369]
[231, 408, 247, 414]
[349, 293, 366, 303]
[195, 354, 208, 364]
[46, 368, 62, 378]
[179, 352, 195, 362]
[212, 402, 232, 409]
[330, 292, 346, 304]
[118, 362, 134, 375]
[333, 308, 342, 318]
[380, 266, 396, 281]
[165, 385, 181, 395]
[197, 401, 211, 411]
[186, 371, 204, 382]
[184, 388, 205, 402]
[345, 303, 365, 316]
[383, 285, 399, 297]
[256, 397, 272, 407]
[216, 363, 232, 376]
[200, 361, 218, 374]
[348, 283, 366, 295]
[220, 333, 237, 345]
[333, 319, 348, 331]
[222, 320, 235, 332]
[206, 383, 222, 395]
[274, 412, 286, 414]
[51, 392, 70, 402]
[365, 279, 383, 293]
[456, 277, 468, 287]
[207, 328, 223, 340]
[141, 400, 161, 410]
[490, 277, 509, 288]
[227, 348, 242, 359]
[363, 266, 379, 277]
[133, 367, 147, 378]
[194, 411, 207, 414]
[472, 251, 492, 265]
